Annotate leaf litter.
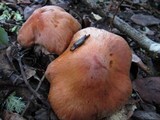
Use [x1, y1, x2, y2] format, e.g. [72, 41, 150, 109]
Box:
[0, 0, 160, 120]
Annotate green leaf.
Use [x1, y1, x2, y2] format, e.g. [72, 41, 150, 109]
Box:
[0, 3, 6, 10]
[14, 11, 23, 21]
[0, 10, 11, 21]
[10, 25, 20, 34]
[0, 27, 9, 45]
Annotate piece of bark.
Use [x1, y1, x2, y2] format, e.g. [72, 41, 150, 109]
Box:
[81, 0, 160, 59]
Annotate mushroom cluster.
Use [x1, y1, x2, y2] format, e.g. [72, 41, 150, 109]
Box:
[45, 27, 132, 120]
[17, 5, 132, 120]
[17, 6, 81, 55]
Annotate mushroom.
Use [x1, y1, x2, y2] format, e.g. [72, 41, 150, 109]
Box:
[17, 6, 81, 55]
[45, 27, 132, 120]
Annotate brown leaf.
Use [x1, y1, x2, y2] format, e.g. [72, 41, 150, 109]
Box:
[35, 108, 48, 120]
[23, 5, 42, 20]
[132, 110, 160, 120]
[3, 111, 26, 120]
[131, 14, 160, 26]
[133, 77, 160, 106]
[132, 53, 150, 74]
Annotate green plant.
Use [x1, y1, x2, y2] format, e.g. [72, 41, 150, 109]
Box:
[0, 3, 23, 33]
[5, 92, 26, 113]
[0, 26, 9, 45]
[0, 3, 23, 21]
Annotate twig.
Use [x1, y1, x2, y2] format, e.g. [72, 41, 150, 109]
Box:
[132, 52, 151, 74]
[81, 0, 160, 59]
[17, 57, 49, 107]
[108, 13, 160, 59]
[18, 58, 41, 99]
[21, 75, 47, 116]
[110, 0, 125, 30]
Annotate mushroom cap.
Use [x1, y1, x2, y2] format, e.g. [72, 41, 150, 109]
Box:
[45, 27, 132, 120]
[17, 6, 81, 55]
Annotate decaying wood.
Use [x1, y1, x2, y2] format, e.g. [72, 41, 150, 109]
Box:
[81, 0, 160, 59]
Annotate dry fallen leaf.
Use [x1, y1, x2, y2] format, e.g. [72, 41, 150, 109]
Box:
[133, 77, 160, 106]
[132, 110, 160, 120]
[132, 53, 150, 74]
[131, 14, 160, 26]
[3, 110, 26, 120]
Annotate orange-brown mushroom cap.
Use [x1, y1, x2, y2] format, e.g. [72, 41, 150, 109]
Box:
[17, 6, 81, 55]
[45, 27, 132, 120]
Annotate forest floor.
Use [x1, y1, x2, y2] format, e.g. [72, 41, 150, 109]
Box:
[0, 0, 160, 120]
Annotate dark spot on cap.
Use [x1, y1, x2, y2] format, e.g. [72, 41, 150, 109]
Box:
[109, 60, 113, 68]
[38, 33, 41, 37]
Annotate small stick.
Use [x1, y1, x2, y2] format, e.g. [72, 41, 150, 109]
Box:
[21, 75, 47, 116]
[70, 34, 90, 51]
[18, 57, 48, 107]
[81, 0, 160, 59]
[110, 0, 125, 30]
